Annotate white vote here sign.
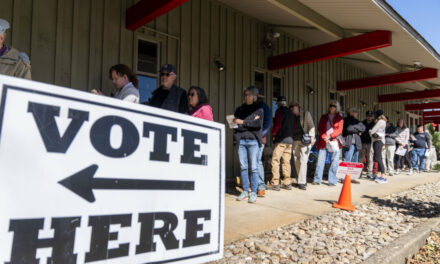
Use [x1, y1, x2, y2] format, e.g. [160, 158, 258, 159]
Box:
[0, 75, 225, 264]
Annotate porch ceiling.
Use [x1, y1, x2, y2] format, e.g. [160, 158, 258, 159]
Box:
[218, 0, 440, 94]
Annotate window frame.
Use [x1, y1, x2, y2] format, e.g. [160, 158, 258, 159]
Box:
[134, 36, 161, 79]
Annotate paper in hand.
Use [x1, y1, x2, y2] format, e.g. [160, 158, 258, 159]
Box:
[226, 115, 238, 129]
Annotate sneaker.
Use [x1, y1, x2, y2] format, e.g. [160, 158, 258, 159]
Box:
[328, 183, 337, 186]
[267, 184, 281, 191]
[282, 184, 292, 190]
[408, 169, 413, 175]
[298, 184, 307, 190]
[376, 177, 388, 183]
[257, 189, 266, 197]
[351, 179, 361, 184]
[396, 169, 400, 175]
[366, 173, 373, 179]
[389, 172, 394, 176]
[373, 175, 380, 181]
[312, 182, 321, 185]
[236, 191, 249, 201]
[248, 192, 257, 203]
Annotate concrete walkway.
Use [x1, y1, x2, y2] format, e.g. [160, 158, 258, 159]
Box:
[224, 172, 440, 243]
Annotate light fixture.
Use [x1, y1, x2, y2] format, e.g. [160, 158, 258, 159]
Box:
[262, 29, 280, 49]
[413, 60, 423, 69]
[306, 83, 315, 95]
[360, 100, 367, 107]
[214, 59, 225, 72]
[395, 110, 401, 115]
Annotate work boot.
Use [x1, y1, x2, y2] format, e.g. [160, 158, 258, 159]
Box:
[282, 184, 292, 190]
[267, 184, 281, 191]
[298, 184, 307, 190]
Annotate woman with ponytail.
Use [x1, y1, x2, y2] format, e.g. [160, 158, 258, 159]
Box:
[108, 64, 139, 103]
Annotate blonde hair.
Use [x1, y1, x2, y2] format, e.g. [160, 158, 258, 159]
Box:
[328, 100, 341, 113]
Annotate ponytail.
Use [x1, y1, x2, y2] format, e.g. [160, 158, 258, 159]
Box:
[109, 64, 139, 88]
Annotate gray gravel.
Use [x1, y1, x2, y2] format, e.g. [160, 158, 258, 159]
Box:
[216, 181, 440, 264]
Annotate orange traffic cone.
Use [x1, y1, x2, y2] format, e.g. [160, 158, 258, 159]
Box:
[333, 174, 355, 211]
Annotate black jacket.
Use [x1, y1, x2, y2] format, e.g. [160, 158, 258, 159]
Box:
[272, 106, 294, 143]
[361, 119, 375, 144]
[342, 116, 365, 150]
[233, 106, 264, 146]
[148, 84, 189, 114]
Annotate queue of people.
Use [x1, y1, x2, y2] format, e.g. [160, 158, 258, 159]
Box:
[1, 17, 436, 205]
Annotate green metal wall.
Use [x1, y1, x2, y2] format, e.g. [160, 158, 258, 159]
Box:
[0, 0, 407, 178]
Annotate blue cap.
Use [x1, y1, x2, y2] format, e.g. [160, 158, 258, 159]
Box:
[160, 64, 177, 74]
[0, 19, 10, 34]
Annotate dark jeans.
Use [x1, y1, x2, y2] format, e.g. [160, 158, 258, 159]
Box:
[373, 141, 385, 174]
[396, 145, 412, 169]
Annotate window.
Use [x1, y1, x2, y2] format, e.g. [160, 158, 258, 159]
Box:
[136, 38, 159, 104]
[254, 71, 265, 96]
[329, 91, 337, 101]
[339, 94, 345, 112]
[273, 77, 281, 99]
[272, 76, 282, 117]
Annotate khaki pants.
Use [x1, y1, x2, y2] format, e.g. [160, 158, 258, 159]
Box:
[385, 144, 396, 173]
[292, 140, 311, 185]
[271, 143, 292, 185]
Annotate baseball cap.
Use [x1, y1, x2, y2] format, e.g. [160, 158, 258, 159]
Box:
[0, 19, 10, 35]
[277, 96, 287, 103]
[375, 109, 384, 118]
[160, 64, 177, 74]
[246, 86, 259, 96]
[366, 110, 374, 117]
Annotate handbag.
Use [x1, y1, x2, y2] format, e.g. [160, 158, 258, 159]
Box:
[302, 134, 311, 145]
[300, 111, 312, 145]
[326, 140, 339, 152]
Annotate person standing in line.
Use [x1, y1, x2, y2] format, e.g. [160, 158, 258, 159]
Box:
[370, 110, 387, 183]
[384, 119, 398, 176]
[233, 87, 264, 204]
[313, 100, 344, 186]
[268, 96, 294, 191]
[147, 64, 189, 113]
[410, 124, 431, 173]
[290, 102, 315, 190]
[359, 111, 375, 178]
[252, 87, 272, 198]
[395, 119, 413, 175]
[105, 64, 140, 103]
[188, 86, 213, 121]
[0, 19, 31, 79]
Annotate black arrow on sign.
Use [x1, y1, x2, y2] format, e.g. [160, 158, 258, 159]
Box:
[58, 164, 195, 203]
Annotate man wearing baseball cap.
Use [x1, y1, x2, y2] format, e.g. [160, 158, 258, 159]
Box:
[359, 110, 375, 178]
[147, 64, 188, 113]
[0, 18, 31, 79]
[269, 96, 294, 191]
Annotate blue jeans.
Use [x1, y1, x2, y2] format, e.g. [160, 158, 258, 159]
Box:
[411, 148, 426, 171]
[237, 139, 260, 193]
[314, 148, 340, 185]
[343, 144, 359, 162]
[257, 144, 266, 190]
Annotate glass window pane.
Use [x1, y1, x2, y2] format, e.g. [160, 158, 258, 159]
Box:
[138, 75, 157, 103]
[272, 99, 278, 118]
[137, 40, 158, 74]
[254, 72, 265, 96]
[273, 77, 281, 99]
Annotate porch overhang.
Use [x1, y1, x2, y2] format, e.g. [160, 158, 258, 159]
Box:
[377, 86, 440, 103]
[337, 68, 438, 91]
[267, 30, 391, 71]
[405, 102, 440, 111]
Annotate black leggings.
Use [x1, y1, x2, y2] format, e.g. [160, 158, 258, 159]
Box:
[373, 141, 385, 174]
[396, 145, 412, 169]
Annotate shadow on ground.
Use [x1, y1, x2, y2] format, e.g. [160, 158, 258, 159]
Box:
[362, 195, 440, 218]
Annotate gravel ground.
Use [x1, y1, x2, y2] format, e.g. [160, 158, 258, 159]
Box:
[216, 181, 440, 264]
[406, 231, 440, 264]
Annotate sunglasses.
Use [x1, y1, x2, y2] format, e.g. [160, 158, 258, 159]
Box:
[329, 104, 337, 108]
[160, 72, 174, 77]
